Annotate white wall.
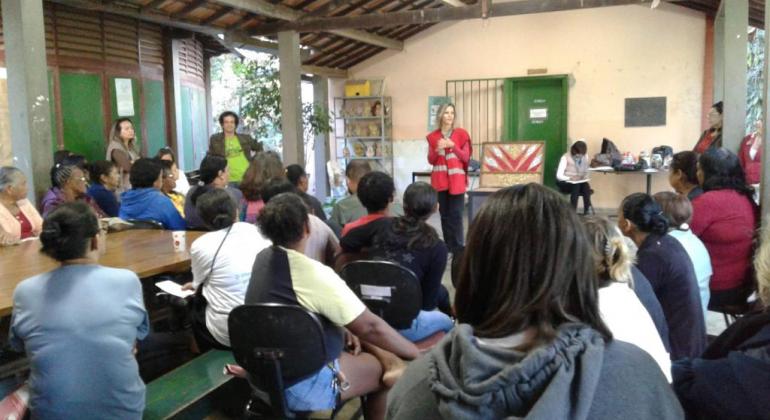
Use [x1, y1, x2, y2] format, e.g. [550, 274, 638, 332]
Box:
[336, 3, 706, 209]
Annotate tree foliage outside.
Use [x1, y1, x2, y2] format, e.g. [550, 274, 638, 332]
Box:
[747, 27, 764, 134]
[210, 53, 332, 154]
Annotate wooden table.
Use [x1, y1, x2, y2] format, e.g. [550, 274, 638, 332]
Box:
[588, 167, 667, 195]
[0, 229, 203, 317]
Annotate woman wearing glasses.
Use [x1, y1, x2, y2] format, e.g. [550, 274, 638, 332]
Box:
[40, 163, 105, 219]
[693, 101, 723, 154]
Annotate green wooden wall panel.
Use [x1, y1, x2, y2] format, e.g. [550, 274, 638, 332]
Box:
[59, 72, 106, 162]
[143, 80, 167, 157]
[191, 87, 208, 168]
[108, 77, 143, 156]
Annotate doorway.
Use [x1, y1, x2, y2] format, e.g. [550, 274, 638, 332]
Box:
[503, 75, 569, 188]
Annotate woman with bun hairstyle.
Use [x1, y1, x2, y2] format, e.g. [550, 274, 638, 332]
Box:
[619, 193, 706, 359]
[10, 202, 148, 418]
[653, 191, 712, 319]
[182, 188, 270, 350]
[582, 216, 671, 380]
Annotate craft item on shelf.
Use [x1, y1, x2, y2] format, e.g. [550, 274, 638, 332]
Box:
[354, 103, 364, 116]
[374, 143, 381, 157]
[371, 101, 383, 116]
[368, 124, 380, 137]
[353, 143, 366, 157]
[366, 145, 375, 157]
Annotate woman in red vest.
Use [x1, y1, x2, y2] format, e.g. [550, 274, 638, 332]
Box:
[426, 103, 471, 253]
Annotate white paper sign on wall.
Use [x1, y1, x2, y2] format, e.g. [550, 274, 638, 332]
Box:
[115, 78, 134, 117]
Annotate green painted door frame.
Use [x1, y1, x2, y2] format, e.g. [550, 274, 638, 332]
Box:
[503, 75, 569, 188]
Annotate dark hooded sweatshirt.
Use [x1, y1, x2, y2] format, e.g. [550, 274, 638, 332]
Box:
[387, 323, 683, 420]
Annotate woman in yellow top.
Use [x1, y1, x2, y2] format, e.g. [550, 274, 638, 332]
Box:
[159, 160, 185, 217]
[208, 111, 262, 185]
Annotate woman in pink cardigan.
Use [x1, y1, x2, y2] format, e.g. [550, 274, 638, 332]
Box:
[0, 167, 43, 245]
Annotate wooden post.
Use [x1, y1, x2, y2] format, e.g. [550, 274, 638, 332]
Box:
[278, 30, 304, 166]
[312, 75, 330, 200]
[1, 0, 54, 203]
[718, 0, 748, 152]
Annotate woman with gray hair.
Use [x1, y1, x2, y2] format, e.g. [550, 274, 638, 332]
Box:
[0, 167, 42, 245]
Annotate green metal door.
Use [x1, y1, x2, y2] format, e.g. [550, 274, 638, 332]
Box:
[143, 79, 167, 157]
[503, 76, 568, 188]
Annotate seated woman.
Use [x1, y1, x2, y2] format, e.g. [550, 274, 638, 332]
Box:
[156, 147, 191, 195]
[260, 178, 339, 266]
[287, 163, 326, 221]
[246, 193, 419, 418]
[185, 154, 243, 230]
[691, 148, 758, 310]
[654, 191, 712, 318]
[10, 202, 148, 418]
[672, 224, 770, 419]
[86, 160, 121, 217]
[668, 151, 704, 201]
[118, 158, 186, 230]
[159, 160, 185, 217]
[369, 182, 453, 341]
[183, 189, 271, 350]
[41, 164, 105, 219]
[581, 216, 671, 381]
[387, 184, 682, 419]
[556, 140, 593, 215]
[619, 193, 706, 360]
[238, 152, 284, 223]
[0, 167, 42, 245]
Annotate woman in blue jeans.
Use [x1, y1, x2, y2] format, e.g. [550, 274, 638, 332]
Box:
[372, 182, 454, 341]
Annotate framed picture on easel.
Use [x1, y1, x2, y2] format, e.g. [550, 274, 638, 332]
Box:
[480, 141, 546, 188]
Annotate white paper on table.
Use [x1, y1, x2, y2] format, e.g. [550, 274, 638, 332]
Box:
[155, 280, 194, 298]
[588, 166, 615, 171]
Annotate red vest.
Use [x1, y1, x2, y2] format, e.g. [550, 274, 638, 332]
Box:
[426, 128, 471, 195]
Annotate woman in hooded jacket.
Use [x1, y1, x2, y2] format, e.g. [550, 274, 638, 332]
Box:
[386, 183, 682, 420]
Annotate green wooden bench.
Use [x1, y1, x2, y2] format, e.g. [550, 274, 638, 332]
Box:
[144, 349, 235, 420]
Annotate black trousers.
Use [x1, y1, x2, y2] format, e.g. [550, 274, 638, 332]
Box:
[557, 181, 592, 211]
[437, 191, 465, 253]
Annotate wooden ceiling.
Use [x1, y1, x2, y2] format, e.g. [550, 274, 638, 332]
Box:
[48, 0, 766, 76]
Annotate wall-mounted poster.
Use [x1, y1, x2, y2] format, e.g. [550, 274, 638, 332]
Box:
[428, 96, 453, 131]
[115, 78, 135, 117]
[480, 141, 545, 187]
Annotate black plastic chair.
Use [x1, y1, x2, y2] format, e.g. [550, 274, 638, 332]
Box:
[339, 260, 421, 330]
[125, 219, 165, 230]
[228, 304, 330, 419]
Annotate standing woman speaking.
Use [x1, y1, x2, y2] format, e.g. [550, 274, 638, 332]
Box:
[426, 104, 471, 253]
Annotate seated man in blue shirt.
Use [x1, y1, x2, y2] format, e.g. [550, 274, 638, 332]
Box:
[119, 158, 187, 230]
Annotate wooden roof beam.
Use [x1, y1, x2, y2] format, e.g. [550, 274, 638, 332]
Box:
[200, 6, 233, 24]
[300, 64, 348, 78]
[250, 0, 652, 34]
[210, 0, 404, 50]
[172, 0, 208, 18]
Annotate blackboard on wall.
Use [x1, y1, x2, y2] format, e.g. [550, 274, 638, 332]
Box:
[625, 97, 666, 127]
